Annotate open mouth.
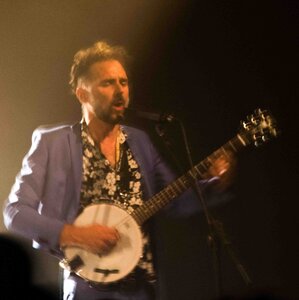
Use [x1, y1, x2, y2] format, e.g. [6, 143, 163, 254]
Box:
[112, 99, 126, 111]
[113, 103, 125, 111]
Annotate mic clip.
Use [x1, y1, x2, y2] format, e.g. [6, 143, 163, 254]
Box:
[160, 113, 176, 123]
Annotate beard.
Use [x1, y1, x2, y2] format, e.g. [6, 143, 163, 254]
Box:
[95, 104, 126, 125]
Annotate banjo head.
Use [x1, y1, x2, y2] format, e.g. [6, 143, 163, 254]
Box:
[62, 203, 143, 284]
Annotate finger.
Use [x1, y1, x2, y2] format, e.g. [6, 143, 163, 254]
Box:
[219, 168, 228, 175]
[99, 240, 117, 255]
[113, 228, 120, 240]
[105, 229, 120, 241]
[107, 239, 118, 248]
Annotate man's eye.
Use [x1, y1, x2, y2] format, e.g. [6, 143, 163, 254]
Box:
[120, 80, 128, 86]
[101, 81, 112, 87]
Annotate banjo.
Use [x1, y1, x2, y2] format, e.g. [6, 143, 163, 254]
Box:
[60, 108, 278, 284]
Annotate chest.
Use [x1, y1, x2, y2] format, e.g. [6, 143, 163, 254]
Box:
[99, 139, 117, 168]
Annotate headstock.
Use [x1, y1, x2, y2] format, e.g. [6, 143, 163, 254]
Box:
[240, 108, 279, 147]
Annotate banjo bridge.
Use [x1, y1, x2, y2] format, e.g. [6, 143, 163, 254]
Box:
[94, 268, 120, 276]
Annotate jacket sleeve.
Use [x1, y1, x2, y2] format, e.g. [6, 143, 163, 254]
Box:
[3, 129, 65, 255]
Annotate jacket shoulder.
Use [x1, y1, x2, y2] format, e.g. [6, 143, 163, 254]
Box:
[121, 125, 150, 140]
[35, 122, 76, 133]
[33, 122, 78, 136]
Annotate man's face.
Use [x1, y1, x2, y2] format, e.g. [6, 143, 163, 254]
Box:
[79, 59, 129, 124]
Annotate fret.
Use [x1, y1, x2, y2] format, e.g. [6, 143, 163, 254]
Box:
[141, 203, 153, 219]
[228, 140, 238, 152]
[219, 147, 228, 156]
[133, 208, 147, 224]
[188, 169, 197, 181]
[201, 159, 211, 170]
[215, 148, 226, 158]
[131, 211, 142, 225]
[236, 134, 247, 146]
[206, 156, 214, 164]
[210, 150, 221, 160]
[182, 176, 190, 186]
[178, 176, 188, 189]
[135, 207, 147, 222]
[144, 202, 155, 215]
[170, 186, 178, 198]
[214, 146, 231, 159]
[164, 186, 177, 199]
[175, 178, 186, 192]
[194, 164, 206, 179]
[173, 180, 184, 194]
[158, 194, 169, 207]
[132, 209, 142, 220]
[161, 188, 171, 201]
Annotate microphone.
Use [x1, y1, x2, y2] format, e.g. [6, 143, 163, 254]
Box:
[126, 108, 176, 122]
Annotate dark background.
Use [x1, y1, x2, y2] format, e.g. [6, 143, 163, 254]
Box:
[0, 1, 298, 299]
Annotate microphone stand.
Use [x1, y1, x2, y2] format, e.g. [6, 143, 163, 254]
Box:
[156, 118, 252, 298]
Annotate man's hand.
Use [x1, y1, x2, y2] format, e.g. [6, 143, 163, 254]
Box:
[60, 224, 120, 255]
[206, 152, 237, 192]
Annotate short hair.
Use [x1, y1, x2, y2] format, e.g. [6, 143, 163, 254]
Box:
[69, 41, 130, 94]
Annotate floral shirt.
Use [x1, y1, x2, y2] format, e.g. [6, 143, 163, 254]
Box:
[80, 121, 156, 282]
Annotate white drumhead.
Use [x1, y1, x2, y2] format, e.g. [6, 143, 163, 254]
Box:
[64, 203, 143, 283]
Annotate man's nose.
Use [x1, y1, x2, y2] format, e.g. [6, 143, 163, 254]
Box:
[115, 82, 125, 94]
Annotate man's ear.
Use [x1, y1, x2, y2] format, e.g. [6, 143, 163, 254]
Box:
[76, 87, 88, 104]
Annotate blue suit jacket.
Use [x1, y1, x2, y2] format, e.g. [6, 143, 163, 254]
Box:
[4, 123, 212, 257]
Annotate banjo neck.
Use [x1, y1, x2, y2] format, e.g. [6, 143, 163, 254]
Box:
[131, 108, 278, 225]
[131, 134, 246, 225]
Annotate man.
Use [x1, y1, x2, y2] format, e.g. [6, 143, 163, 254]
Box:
[3, 41, 235, 299]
